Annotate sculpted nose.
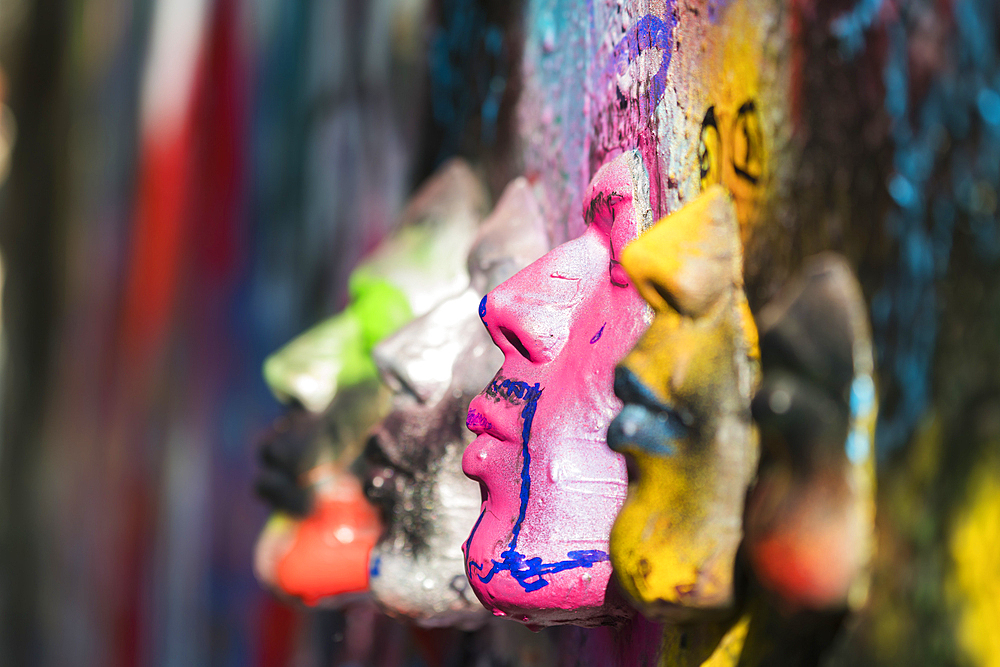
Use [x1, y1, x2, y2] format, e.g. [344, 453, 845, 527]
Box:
[372, 326, 428, 404]
[373, 288, 482, 404]
[374, 347, 418, 401]
[621, 185, 741, 319]
[481, 239, 591, 365]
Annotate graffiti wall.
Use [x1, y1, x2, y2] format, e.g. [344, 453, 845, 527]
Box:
[1, 0, 1000, 665]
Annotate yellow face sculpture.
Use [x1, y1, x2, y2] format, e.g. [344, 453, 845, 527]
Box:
[605, 0, 784, 622]
[606, 186, 760, 619]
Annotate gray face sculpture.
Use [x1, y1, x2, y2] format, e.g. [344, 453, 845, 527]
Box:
[360, 178, 550, 628]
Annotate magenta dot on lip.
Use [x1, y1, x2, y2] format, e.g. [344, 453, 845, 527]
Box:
[467, 410, 492, 431]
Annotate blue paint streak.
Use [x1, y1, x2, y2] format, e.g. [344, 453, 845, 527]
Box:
[369, 556, 381, 578]
[607, 14, 677, 122]
[590, 322, 606, 344]
[832, 0, 885, 56]
[479, 294, 488, 327]
[465, 380, 610, 592]
[863, 0, 1000, 455]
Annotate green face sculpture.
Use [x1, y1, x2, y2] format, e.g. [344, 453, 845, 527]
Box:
[263, 158, 490, 414]
[262, 274, 412, 414]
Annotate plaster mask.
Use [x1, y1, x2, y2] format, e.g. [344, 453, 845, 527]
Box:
[263, 158, 490, 413]
[601, 0, 794, 622]
[606, 186, 760, 621]
[746, 254, 876, 613]
[254, 384, 389, 606]
[463, 150, 653, 627]
[362, 178, 549, 629]
[254, 159, 489, 605]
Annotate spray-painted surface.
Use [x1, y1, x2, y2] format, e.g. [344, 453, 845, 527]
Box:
[464, 0, 786, 631]
[516, 0, 790, 246]
[463, 150, 653, 627]
[363, 178, 549, 628]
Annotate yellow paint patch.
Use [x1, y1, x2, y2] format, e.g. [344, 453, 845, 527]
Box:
[948, 453, 1000, 667]
[691, 0, 772, 240]
[658, 614, 750, 667]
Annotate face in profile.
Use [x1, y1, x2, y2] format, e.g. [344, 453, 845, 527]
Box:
[253, 159, 489, 606]
[463, 150, 653, 627]
[606, 186, 760, 620]
[746, 254, 876, 613]
[253, 384, 389, 606]
[362, 179, 549, 628]
[604, 0, 793, 622]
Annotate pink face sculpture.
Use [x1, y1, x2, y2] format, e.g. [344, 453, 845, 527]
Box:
[462, 150, 653, 627]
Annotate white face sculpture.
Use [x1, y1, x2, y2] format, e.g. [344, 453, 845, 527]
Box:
[361, 179, 550, 627]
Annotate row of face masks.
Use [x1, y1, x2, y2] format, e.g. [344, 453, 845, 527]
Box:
[252, 152, 875, 645]
[252, 0, 877, 657]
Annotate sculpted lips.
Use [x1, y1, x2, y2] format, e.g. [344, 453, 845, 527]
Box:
[607, 366, 690, 457]
[466, 373, 539, 440]
[463, 373, 543, 492]
[464, 403, 515, 482]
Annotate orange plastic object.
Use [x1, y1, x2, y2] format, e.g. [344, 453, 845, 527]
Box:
[274, 470, 383, 606]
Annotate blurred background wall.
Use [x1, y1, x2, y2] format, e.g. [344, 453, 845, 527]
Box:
[0, 0, 520, 664]
[0, 0, 999, 666]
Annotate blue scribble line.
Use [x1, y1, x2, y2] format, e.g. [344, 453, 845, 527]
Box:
[479, 294, 488, 326]
[465, 378, 610, 592]
[607, 14, 677, 122]
[590, 322, 607, 344]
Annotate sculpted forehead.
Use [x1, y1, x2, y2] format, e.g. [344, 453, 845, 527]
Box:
[467, 178, 549, 293]
[373, 177, 548, 404]
[373, 289, 484, 405]
[355, 158, 489, 316]
[584, 150, 654, 255]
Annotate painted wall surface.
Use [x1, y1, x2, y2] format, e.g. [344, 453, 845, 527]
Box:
[517, 0, 791, 247]
[6, 0, 1000, 665]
